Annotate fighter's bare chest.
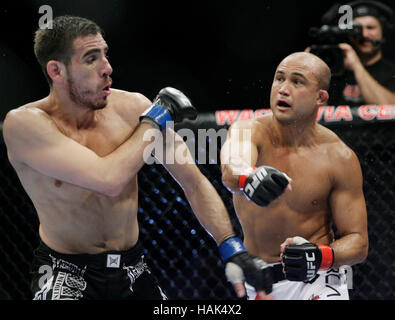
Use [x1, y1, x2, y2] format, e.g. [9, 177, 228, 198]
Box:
[26, 122, 137, 200]
[256, 146, 333, 212]
[61, 121, 135, 157]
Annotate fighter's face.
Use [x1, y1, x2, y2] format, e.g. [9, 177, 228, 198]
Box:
[350, 16, 383, 56]
[66, 33, 113, 110]
[270, 57, 324, 124]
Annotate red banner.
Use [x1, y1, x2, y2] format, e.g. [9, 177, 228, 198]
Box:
[214, 105, 395, 126]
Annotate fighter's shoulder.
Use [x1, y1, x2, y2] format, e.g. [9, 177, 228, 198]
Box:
[2, 101, 55, 151]
[4, 100, 52, 132]
[109, 89, 151, 119]
[230, 113, 270, 132]
[318, 125, 359, 165]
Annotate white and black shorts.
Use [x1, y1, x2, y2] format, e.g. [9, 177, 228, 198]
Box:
[246, 263, 350, 300]
[30, 240, 167, 300]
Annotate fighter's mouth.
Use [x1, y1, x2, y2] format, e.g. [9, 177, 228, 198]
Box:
[102, 82, 112, 95]
[277, 100, 291, 108]
[102, 83, 112, 97]
[103, 83, 112, 91]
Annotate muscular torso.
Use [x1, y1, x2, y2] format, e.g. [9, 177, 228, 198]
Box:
[9, 90, 142, 254]
[234, 117, 339, 263]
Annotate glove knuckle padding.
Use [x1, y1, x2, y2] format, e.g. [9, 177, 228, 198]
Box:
[141, 87, 197, 130]
[155, 87, 197, 122]
[284, 265, 303, 281]
[272, 172, 289, 188]
[244, 166, 289, 207]
[263, 178, 283, 196]
[219, 237, 273, 294]
[257, 186, 274, 201]
[283, 242, 323, 281]
[282, 254, 302, 266]
[228, 253, 267, 292]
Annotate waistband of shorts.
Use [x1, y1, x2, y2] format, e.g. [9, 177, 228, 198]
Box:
[35, 240, 144, 268]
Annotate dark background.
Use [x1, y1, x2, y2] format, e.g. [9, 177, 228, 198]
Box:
[0, 1, 394, 301]
[1, 0, 394, 121]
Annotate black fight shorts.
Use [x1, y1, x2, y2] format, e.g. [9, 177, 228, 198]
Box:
[30, 240, 167, 300]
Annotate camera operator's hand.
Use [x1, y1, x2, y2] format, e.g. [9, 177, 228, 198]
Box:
[338, 43, 363, 72]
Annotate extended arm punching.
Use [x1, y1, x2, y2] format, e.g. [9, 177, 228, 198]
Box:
[221, 120, 290, 206]
[148, 96, 274, 298]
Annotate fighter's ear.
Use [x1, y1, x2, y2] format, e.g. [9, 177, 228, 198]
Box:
[317, 89, 329, 106]
[46, 60, 66, 85]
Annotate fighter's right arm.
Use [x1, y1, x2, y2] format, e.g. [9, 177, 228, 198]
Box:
[2, 107, 158, 197]
[221, 119, 290, 206]
[220, 120, 259, 194]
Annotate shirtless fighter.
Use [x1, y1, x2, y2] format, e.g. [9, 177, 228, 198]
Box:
[2, 15, 271, 300]
[221, 52, 369, 300]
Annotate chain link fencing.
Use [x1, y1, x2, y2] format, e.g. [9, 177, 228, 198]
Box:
[0, 115, 393, 300]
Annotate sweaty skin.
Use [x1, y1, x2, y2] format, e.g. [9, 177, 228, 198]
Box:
[233, 115, 342, 262]
[6, 90, 152, 254]
[221, 52, 368, 268]
[3, 33, 235, 255]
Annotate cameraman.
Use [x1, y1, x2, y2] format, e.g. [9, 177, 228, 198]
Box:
[311, 1, 395, 106]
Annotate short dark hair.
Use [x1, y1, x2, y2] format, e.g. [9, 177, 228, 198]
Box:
[34, 15, 103, 85]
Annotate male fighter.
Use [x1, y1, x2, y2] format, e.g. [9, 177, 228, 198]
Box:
[221, 52, 368, 299]
[2, 15, 271, 300]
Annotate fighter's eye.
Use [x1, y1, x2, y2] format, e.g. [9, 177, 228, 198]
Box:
[293, 78, 304, 85]
[86, 56, 96, 64]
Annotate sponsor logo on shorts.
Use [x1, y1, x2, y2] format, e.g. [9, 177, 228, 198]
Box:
[34, 272, 87, 300]
[123, 255, 150, 292]
[107, 254, 121, 268]
[49, 254, 87, 278]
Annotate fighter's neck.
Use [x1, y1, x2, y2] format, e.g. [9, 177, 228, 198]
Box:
[271, 117, 318, 148]
[47, 89, 97, 130]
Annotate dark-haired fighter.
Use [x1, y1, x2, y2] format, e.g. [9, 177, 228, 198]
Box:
[3, 15, 271, 300]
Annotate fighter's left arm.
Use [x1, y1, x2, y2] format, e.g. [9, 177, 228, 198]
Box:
[280, 144, 368, 281]
[328, 145, 369, 268]
[154, 128, 235, 245]
[155, 128, 274, 299]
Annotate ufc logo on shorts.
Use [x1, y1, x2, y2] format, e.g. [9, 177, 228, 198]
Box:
[306, 252, 316, 278]
[244, 168, 268, 198]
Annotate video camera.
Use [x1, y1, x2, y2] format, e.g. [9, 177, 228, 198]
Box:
[308, 1, 394, 77]
[308, 22, 362, 77]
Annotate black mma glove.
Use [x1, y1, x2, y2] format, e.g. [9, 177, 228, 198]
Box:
[282, 236, 335, 281]
[238, 166, 289, 207]
[139, 87, 197, 130]
[219, 236, 273, 295]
